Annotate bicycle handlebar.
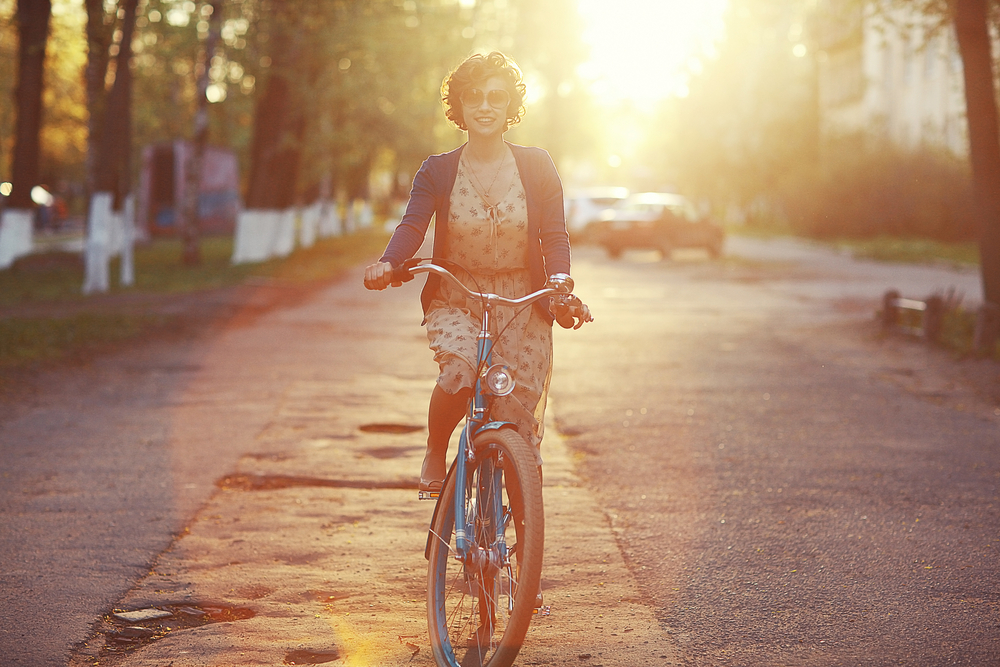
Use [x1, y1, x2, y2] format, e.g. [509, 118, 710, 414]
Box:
[392, 259, 566, 308]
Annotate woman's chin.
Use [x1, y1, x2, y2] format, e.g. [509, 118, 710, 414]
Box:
[468, 121, 504, 138]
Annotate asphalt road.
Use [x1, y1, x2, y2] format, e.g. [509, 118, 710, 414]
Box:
[551, 242, 999, 665]
[1, 236, 997, 665]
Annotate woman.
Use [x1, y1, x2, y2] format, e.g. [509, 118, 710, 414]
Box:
[364, 51, 590, 493]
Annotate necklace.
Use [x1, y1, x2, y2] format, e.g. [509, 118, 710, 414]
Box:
[464, 151, 507, 204]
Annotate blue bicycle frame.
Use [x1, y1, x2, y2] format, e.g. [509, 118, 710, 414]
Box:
[451, 303, 512, 559]
[404, 260, 573, 565]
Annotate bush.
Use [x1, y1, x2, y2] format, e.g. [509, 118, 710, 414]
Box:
[777, 138, 977, 242]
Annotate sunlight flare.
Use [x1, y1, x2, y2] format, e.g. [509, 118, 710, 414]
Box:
[576, 0, 727, 105]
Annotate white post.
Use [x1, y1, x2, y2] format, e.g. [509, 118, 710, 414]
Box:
[83, 192, 113, 294]
[300, 201, 319, 248]
[120, 193, 136, 286]
[274, 207, 297, 257]
[0, 209, 34, 269]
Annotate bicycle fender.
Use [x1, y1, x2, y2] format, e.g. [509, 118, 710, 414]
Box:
[475, 420, 518, 436]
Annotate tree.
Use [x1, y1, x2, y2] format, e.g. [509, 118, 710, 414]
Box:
[8, 0, 51, 208]
[83, 0, 113, 197]
[178, 0, 223, 265]
[881, 0, 1000, 350]
[242, 0, 309, 210]
[93, 0, 138, 206]
[954, 0, 1000, 349]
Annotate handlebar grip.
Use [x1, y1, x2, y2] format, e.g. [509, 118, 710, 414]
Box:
[390, 257, 421, 285]
[391, 266, 414, 284]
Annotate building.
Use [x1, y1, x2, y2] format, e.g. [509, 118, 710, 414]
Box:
[814, 2, 967, 154]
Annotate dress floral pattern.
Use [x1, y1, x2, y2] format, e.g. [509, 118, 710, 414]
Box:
[425, 152, 552, 463]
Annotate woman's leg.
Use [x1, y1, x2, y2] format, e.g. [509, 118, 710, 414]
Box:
[420, 383, 472, 488]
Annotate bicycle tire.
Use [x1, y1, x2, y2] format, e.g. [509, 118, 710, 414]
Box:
[426, 427, 544, 667]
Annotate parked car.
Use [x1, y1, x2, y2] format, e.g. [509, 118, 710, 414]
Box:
[564, 187, 629, 235]
[587, 192, 724, 259]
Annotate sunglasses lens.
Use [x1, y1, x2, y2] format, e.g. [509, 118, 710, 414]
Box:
[487, 90, 510, 108]
[460, 89, 484, 107]
[460, 88, 510, 109]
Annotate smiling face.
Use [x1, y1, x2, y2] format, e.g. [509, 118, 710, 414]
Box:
[461, 76, 511, 139]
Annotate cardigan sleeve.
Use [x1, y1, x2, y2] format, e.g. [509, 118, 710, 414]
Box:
[378, 157, 438, 268]
[534, 149, 572, 277]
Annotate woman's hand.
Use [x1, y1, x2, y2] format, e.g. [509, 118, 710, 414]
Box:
[550, 294, 593, 330]
[363, 261, 399, 291]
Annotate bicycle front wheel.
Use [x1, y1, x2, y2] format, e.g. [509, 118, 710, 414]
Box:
[426, 427, 544, 667]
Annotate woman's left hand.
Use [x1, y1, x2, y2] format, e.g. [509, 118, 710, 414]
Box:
[551, 295, 593, 330]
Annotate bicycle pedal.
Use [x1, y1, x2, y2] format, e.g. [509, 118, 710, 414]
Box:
[418, 490, 440, 501]
[533, 605, 551, 617]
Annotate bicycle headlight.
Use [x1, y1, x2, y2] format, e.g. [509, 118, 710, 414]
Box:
[483, 364, 516, 397]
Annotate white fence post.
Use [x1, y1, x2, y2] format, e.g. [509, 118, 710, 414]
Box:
[0, 209, 34, 269]
[83, 192, 113, 294]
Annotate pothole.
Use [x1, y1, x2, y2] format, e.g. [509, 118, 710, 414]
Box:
[79, 603, 256, 658]
[360, 445, 420, 460]
[358, 423, 424, 434]
[217, 474, 416, 491]
[284, 648, 342, 665]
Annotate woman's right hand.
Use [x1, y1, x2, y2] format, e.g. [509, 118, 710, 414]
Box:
[363, 261, 399, 291]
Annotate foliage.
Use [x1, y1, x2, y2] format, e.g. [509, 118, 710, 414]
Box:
[940, 307, 1000, 359]
[1, 0, 594, 211]
[40, 0, 88, 185]
[779, 138, 978, 240]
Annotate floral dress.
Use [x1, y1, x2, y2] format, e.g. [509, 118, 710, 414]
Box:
[424, 151, 553, 464]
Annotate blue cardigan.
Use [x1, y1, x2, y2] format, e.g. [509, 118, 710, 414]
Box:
[379, 142, 572, 323]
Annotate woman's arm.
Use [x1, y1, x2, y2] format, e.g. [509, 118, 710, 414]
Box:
[534, 149, 571, 277]
[378, 157, 439, 268]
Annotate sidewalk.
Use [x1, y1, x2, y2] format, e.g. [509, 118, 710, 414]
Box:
[67, 266, 679, 666]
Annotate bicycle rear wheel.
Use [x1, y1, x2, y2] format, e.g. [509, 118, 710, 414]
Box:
[427, 427, 544, 667]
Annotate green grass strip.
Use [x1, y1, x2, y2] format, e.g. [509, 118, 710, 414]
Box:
[0, 312, 174, 366]
[833, 236, 980, 268]
[0, 229, 390, 367]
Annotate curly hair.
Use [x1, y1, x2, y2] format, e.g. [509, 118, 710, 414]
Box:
[441, 51, 526, 131]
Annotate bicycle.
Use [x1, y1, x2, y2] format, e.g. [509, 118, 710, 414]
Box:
[387, 258, 590, 667]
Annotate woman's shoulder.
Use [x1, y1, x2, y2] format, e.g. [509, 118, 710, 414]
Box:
[423, 145, 465, 167]
[415, 145, 464, 185]
[507, 143, 550, 159]
[507, 143, 556, 172]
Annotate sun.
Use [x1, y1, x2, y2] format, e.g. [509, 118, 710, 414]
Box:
[576, 0, 728, 105]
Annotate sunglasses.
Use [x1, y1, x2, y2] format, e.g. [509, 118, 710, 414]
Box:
[460, 88, 511, 109]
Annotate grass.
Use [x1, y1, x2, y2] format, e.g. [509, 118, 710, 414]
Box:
[0, 312, 174, 366]
[0, 230, 390, 368]
[832, 236, 980, 268]
[940, 308, 1000, 360]
[0, 230, 390, 306]
[729, 223, 981, 268]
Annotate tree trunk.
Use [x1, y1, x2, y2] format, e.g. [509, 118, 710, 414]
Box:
[93, 0, 138, 206]
[178, 0, 223, 266]
[954, 0, 1000, 306]
[84, 0, 112, 199]
[244, 21, 306, 210]
[8, 0, 51, 209]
